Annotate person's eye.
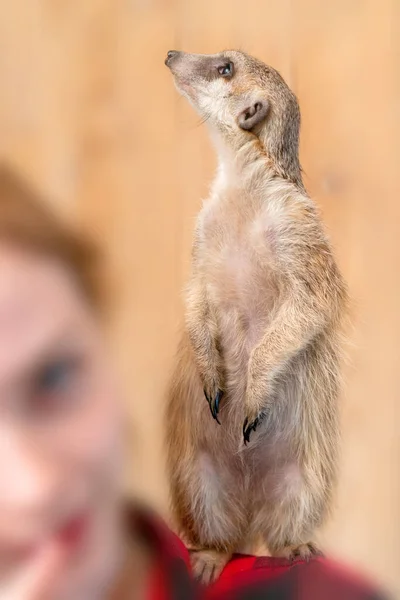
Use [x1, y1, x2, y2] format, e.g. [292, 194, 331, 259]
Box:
[217, 62, 233, 77]
[37, 358, 76, 393]
[30, 356, 84, 415]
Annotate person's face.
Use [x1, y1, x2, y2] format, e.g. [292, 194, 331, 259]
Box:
[0, 242, 126, 599]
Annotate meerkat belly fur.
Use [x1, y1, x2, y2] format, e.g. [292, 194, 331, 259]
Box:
[164, 50, 349, 583]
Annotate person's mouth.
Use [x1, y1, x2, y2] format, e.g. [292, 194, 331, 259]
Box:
[56, 511, 90, 552]
[0, 511, 91, 575]
[24, 511, 91, 559]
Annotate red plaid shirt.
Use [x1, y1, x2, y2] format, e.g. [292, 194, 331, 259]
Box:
[133, 508, 388, 600]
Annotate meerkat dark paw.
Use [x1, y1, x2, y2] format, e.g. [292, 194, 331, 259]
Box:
[243, 415, 259, 444]
[204, 387, 223, 424]
[243, 411, 267, 444]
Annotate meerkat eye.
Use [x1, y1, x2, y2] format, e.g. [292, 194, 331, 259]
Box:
[218, 62, 233, 77]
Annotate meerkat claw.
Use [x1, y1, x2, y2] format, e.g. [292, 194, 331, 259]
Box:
[211, 407, 221, 424]
[243, 415, 262, 444]
[204, 388, 222, 424]
[210, 390, 222, 424]
[214, 389, 222, 414]
[243, 417, 250, 444]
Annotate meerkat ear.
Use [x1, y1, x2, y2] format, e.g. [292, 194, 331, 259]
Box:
[237, 100, 269, 130]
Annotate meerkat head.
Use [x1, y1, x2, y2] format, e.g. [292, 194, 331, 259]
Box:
[165, 50, 302, 184]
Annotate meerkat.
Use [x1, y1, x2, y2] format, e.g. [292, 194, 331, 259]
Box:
[164, 50, 349, 584]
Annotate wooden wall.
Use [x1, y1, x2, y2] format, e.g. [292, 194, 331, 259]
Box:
[0, 0, 398, 594]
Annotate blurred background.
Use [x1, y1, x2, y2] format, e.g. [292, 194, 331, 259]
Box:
[0, 0, 398, 595]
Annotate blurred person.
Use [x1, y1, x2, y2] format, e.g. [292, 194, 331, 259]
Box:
[0, 165, 388, 600]
[0, 165, 167, 600]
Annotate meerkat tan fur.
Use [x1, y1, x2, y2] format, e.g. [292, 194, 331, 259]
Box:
[164, 50, 349, 583]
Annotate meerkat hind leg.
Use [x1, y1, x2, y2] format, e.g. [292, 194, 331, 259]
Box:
[262, 476, 326, 563]
[272, 541, 322, 561]
[256, 456, 328, 563]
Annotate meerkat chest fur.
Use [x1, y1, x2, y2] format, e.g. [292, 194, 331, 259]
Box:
[191, 159, 289, 394]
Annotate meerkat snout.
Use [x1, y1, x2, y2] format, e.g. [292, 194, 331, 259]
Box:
[165, 50, 181, 66]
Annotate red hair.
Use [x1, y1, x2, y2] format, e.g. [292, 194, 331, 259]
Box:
[0, 165, 102, 307]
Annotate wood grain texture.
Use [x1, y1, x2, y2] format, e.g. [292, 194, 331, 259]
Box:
[0, 0, 398, 593]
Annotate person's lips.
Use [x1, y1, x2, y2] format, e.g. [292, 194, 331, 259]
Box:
[0, 511, 90, 572]
[56, 512, 89, 550]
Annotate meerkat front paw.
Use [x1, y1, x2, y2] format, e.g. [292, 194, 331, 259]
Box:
[204, 386, 223, 424]
[242, 410, 267, 444]
[242, 378, 272, 443]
